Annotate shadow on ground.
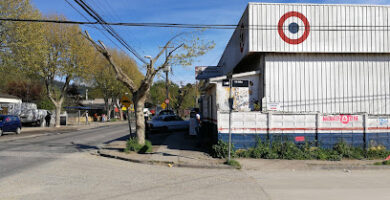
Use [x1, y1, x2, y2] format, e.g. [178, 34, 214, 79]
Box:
[101, 129, 208, 154]
[147, 130, 208, 153]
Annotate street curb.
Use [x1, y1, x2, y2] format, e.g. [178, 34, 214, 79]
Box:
[21, 121, 128, 134]
[307, 163, 390, 170]
[97, 150, 234, 170]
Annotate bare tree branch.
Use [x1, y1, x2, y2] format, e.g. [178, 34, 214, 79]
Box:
[154, 43, 184, 75]
[83, 31, 137, 93]
[152, 33, 184, 64]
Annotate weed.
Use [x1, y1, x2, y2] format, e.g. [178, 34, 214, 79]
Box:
[211, 140, 235, 158]
[225, 159, 241, 169]
[214, 138, 390, 161]
[125, 138, 153, 154]
[374, 160, 390, 165]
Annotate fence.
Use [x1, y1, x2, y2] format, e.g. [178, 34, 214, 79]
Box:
[217, 112, 390, 149]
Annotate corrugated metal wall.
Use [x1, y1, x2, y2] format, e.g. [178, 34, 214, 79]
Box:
[249, 3, 390, 53]
[218, 7, 249, 75]
[265, 54, 390, 114]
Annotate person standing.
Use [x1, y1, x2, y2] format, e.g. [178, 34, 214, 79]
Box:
[85, 111, 89, 125]
[45, 112, 51, 127]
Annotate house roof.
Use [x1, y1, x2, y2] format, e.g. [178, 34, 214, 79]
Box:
[0, 93, 20, 99]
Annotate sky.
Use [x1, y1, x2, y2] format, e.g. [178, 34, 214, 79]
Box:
[30, 0, 390, 85]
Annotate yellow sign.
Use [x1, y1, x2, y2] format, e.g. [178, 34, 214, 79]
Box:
[122, 107, 127, 111]
[161, 102, 167, 110]
[120, 96, 131, 108]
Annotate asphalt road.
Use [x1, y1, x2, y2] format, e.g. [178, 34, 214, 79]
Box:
[1, 124, 390, 200]
[0, 123, 130, 179]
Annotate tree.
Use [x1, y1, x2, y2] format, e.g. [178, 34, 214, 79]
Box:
[31, 16, 95, 127]
[85, 32, 214, 145]
[149, 80, 179, 108]
[88, 49, 143, 119]
[5, 80, 43, 102]
[0, 0, 46, 92]
[173, 83, 196, 115]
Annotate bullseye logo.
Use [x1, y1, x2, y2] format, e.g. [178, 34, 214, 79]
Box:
[278, 11, 310, 45]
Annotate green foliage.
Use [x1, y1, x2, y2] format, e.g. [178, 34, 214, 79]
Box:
[225, 159, 241, 169]
[333, 140, 353, 158]
[125, 138, 153, 154]
[229, 139, 390, 161]
[374, 160, 390, 165]
[37, 98, 55, 110]
[235, 149, 251, 158]
[138, 140, 153, 154]
[149, 81, 180, 106]
[366, 145, 389, 159]
[211, 140, 235, 158]
[125, 138, 142, 153]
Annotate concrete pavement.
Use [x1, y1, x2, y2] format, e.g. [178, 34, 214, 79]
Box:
[0, 123, 130, 179]
[0, 121, 128, 142]
[1, 123, 390, 200]
[99, 131, 228, 168]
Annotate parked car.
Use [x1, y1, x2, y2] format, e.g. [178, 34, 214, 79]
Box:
[147, 115, 189, 133]
[19, 109, 48, 127]
[0, 115, 22, 136]
[157, 109, 175, 116]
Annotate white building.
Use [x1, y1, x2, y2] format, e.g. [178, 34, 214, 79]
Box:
[0, 93, 22, 115]
[197, 3, 390, 149]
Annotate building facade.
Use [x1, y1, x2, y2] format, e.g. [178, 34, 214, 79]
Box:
[197, 3, 390, 149]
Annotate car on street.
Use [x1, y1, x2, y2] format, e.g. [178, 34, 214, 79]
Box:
[147, 114, 189, 133]
[0, 115, 22, 136]
[157, 109, 175, 116]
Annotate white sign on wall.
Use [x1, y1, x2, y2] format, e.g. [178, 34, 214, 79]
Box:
[268, 102, 281, 111]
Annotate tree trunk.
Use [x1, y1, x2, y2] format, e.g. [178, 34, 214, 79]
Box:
[119, 109, 123, 121]
[133, 95, 147, 145]
[104, 97, 109, 119]
[55, 105, 61, 128]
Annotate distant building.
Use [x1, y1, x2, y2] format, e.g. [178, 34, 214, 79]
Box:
[0, 93, 22, 115]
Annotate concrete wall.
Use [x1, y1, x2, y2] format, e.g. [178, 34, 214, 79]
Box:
[218, 112, 390, 149]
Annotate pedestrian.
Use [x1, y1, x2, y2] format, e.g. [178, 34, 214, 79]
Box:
[194, 109, 202, 147]
[45, 112, 51, 127]
[85, 110, 89, 125]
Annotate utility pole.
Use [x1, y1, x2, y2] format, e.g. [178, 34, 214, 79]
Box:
[159, 45, 175, 110]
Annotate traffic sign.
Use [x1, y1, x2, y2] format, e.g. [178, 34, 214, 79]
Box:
[161, 102, 167, 110]
[120, 96, 131, 108]
[165, 98, 170, 104]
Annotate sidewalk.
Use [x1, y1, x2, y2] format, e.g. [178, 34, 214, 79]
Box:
[237, 158, 390, 171]
[98, 131, 230, 169]
[98, 130, 390, 171]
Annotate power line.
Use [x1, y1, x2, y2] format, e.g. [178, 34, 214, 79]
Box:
[64, 0, 128, 55]
[2, 17, 390, 31]
[73, 0, 148, 64]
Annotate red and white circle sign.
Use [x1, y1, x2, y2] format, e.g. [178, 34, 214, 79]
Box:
[278, 11, 310, 45]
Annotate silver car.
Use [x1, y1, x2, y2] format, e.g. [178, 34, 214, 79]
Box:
[147, 115, 189, 133]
